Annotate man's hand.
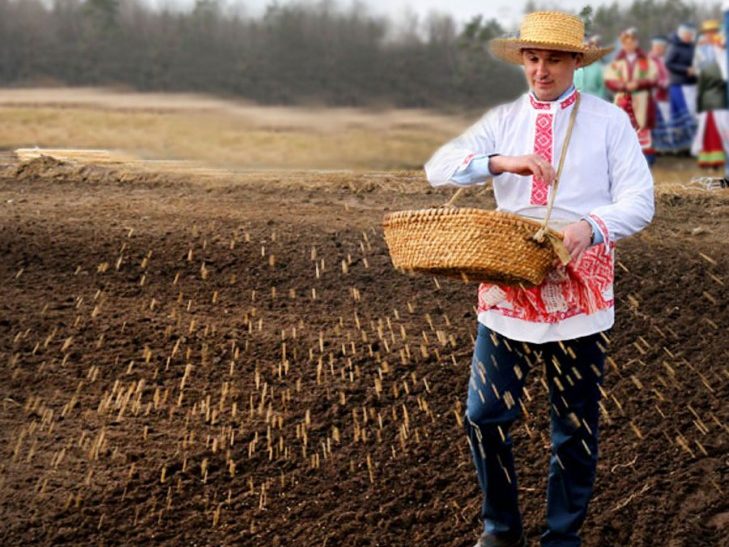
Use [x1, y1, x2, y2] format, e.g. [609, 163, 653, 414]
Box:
[561, 220, 593, 261]
[489, 154, 556, 186]
[625, 80, 639, 92]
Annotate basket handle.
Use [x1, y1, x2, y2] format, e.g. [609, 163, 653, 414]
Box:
[443, 187, 466, 207]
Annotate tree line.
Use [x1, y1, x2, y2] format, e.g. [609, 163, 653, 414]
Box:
[0, 0, 721, 108]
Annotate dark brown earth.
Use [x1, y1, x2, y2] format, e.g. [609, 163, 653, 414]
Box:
[0, 158, 727, 547]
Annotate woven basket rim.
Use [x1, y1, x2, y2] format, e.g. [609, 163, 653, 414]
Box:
[383, 207, 564, 240]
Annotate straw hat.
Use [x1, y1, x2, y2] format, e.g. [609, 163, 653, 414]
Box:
[489, 11, 613, 66]
[701, 19, 721, 33]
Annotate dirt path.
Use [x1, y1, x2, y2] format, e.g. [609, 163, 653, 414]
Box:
[0, 159, 727, 546]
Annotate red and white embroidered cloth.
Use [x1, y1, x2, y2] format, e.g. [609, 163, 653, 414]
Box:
[477, 213, 614, 323]
[424, 90, 654, 343]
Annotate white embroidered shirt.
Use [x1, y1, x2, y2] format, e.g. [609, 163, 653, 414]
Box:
[424, 89, 655, 343]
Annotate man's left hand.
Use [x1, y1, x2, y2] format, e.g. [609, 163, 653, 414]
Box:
[561, 220, 593, 261]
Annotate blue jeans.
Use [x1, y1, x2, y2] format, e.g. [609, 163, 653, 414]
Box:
[464, 324, 605, 547]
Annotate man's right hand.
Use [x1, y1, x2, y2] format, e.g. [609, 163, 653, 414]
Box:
[488, 154, 556, 186]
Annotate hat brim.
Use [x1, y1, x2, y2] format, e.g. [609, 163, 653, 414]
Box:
[489, 38, 613, 66]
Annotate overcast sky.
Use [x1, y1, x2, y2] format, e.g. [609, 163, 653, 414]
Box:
[146, 0, 720, 27]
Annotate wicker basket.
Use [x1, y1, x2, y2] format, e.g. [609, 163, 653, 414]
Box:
[383, 207, 566, 287]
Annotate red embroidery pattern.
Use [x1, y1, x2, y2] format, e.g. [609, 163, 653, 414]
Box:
[531, 113, 553, 205]
[529, 89, 579, 110]
[587, 213, 610, 246]
[560, 91, 578, 109]
[529, 94, 552, 110]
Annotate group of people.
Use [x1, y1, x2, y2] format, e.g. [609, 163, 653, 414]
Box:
[577, 20, 728, 177]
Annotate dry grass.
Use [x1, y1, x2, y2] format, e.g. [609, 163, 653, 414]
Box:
[0, 88, 470, 171]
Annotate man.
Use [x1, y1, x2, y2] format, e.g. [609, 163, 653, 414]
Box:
[604, 28, 659, 165]
[665, 23, 698, 150]
[425, 11, 654, 547]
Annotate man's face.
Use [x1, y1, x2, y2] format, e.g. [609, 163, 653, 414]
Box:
[522, 49, 581, 102]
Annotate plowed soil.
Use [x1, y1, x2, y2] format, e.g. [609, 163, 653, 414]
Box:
[1, 158, 727, 546]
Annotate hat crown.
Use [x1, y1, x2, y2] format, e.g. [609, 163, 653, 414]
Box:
[519, 11, 585, 48]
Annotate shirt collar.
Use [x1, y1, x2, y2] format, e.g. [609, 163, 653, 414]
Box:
[529, 85, 578, 111]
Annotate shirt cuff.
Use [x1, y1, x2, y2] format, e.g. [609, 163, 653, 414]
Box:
[582, 216, 605, 246]
[451, 155, 494, 184]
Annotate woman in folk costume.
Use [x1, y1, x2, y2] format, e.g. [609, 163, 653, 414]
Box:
[650, 36, 675, 152]
[604, 28, 660, 165]
[691, 19, 729, 173]
[425, 11, 654, 547]
[665, 24, 699, 150]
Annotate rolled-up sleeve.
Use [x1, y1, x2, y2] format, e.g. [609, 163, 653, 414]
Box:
[424, 110, 499, 187]
[589, 111, 655, 242]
